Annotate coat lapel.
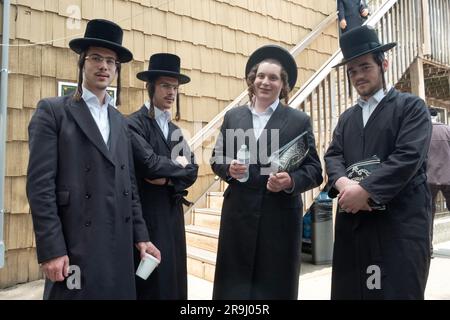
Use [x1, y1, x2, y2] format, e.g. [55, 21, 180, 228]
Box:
[67, 98, 114, 165]
[258, 103, 288, 161]
[108, 105, 122, 159]
[142, 105, 171, 151]
[364, 88, 397, 130]
[238, 106, 254, 133]
[236, 107, 257, 150]
[352, 106, 365, 133]
[168, 122, 179, 150]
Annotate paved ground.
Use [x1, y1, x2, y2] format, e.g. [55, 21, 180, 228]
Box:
[1, 241, 449, 300]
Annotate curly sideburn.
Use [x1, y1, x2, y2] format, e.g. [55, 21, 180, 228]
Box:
[146, 82, 156, 119]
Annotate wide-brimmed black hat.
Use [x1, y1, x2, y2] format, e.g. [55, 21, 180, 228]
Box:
[245, 45, 297, 91]
[334, 25, 396, 67]
[137, 53, 190, 84]
[69, 19, 133, 63]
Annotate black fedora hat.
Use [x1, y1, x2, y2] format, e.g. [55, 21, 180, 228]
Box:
[69, 19, 133, 63]
[335, 25, 396, 67]
[137, 53, 190, 84]
[245, 45, 297, 91]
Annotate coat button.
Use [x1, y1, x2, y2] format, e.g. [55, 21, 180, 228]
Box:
[85, 165, 91, 172]
[123, 190, 129, 196]
[121, 164, 126, 170]
[125, 216, 130, 223]
[85, 193, 91, 199]
[84, 220, 91, 227]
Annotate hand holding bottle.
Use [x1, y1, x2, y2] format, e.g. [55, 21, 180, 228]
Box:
[228, 145, 250, 182]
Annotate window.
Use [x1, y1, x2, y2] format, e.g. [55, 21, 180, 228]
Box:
[57, 81, 117, 107]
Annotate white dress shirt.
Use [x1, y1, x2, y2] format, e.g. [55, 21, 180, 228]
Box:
[357, 85, 392, 127]
[249, 98, 279, 140]
[145, 101, 171, 140]
[82, 87, 112, 147]
[248, 99, 294, 193]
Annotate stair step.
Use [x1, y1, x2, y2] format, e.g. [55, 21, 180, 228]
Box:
[434, 216, 450, 244]
[207, 192, 224, 209]
[187, 245, 217, 265]
[186, 225, 219, 237]
[187, 246, 216, 282]
[185, 225, 219, 253]
[194, 208, 221, 215]
[186, 240, 218, 283]
[193, 208, 222, 229]
[187, 246, 217, 282]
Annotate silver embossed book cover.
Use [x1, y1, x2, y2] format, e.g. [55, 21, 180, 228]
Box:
[339, 155, 386, 212]
[268, 131, 309, 173]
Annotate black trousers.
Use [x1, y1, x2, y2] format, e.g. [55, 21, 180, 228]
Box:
[428, 184, 450, 251]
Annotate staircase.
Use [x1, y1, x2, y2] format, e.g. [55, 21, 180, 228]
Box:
[186, 180, 226, 282]
[185, 0, 450, 282]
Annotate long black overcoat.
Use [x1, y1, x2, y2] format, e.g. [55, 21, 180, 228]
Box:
[325, 89, 432, 299]
[27, 95, 149, 299]
[128, 105, 198, 299]
[211, 103, 323, 300]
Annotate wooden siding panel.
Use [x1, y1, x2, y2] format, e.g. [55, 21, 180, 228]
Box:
[8, 74, 24, 109]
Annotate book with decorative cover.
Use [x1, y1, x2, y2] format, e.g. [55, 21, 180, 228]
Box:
[268, 130, 309, 173]
[339, 155, 386, 212]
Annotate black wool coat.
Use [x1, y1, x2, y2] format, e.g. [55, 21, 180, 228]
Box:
[26, 95, 149, 300]
[325, 88, 432, 299]
[210, 103, 323, 300]
[128, 105, 198, 300]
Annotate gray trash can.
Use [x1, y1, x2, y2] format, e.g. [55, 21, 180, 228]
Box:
[311, 192, 333, 265]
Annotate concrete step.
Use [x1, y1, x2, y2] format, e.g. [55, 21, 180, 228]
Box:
[187, 274, 214, 299]
[187, 246, 216, 282]
[207, 192, 224, 210]
[185, 224, 219, 253]
[434, 215, 450, 244]
[193, 208, 221, 229]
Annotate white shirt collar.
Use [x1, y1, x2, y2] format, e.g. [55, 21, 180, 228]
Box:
[82, 86, 113, 108]
[249, 98, 280, 115]
[144, 101, 171, 121]
[357, 85, 392, 108]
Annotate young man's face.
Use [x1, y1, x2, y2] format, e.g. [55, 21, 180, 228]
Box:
[253, 61, 283, 104]
[83, 46, 118, 94]
[347, 53, 388, 100]
[152, 76, 179, 110]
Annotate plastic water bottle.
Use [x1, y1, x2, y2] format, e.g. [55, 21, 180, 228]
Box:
[236, 144, 250, 182]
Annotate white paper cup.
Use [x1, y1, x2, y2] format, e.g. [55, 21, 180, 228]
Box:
[136, 253, 160, 280]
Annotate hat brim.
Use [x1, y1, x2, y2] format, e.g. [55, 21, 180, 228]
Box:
[245, 45, 297, 91]
[69, 38, 133, 63]
[333, 42, 396, 68]
[136, 70, 191, 84]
